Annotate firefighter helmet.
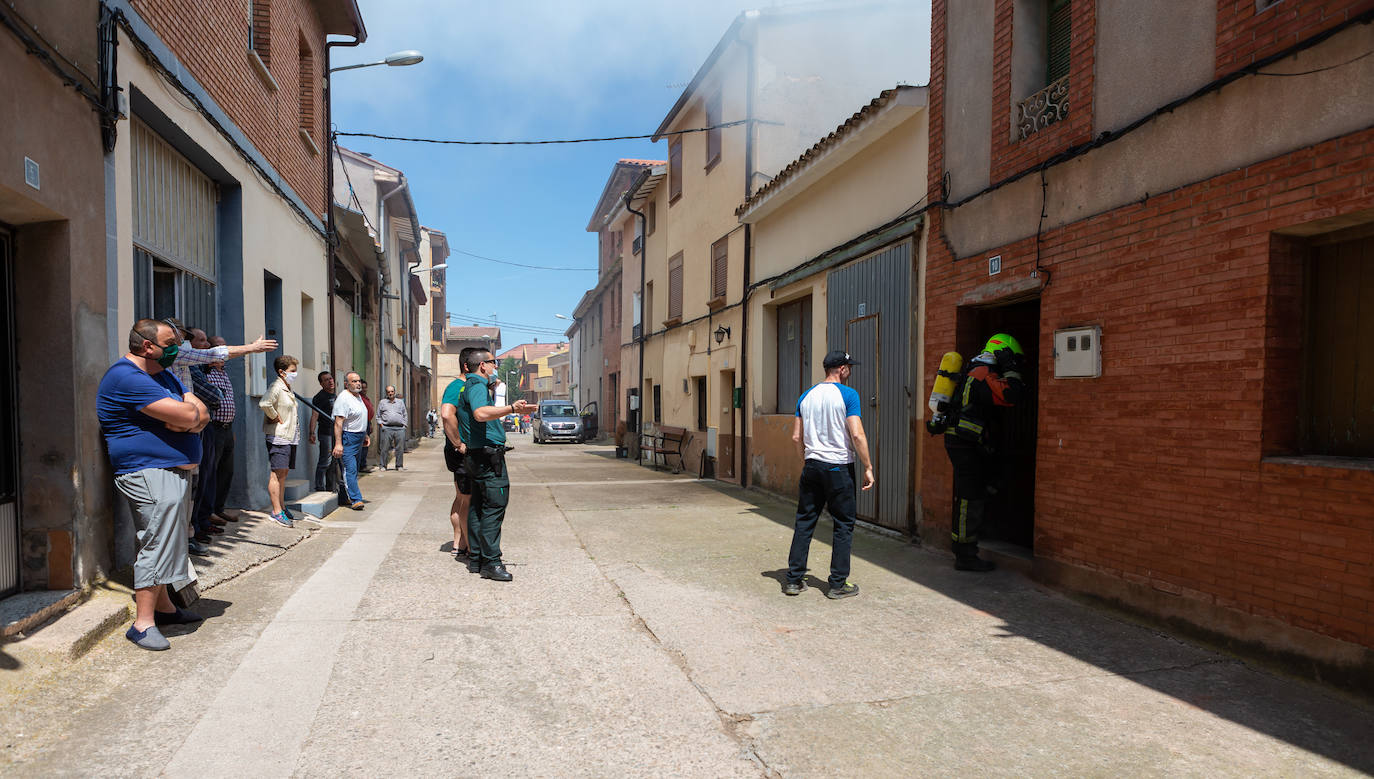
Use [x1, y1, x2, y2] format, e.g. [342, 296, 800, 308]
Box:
[983, 333, 1023, 358]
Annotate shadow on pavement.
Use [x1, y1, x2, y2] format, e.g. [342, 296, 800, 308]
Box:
[759, 568, 827, 593]
[697, 479, 1374, 774]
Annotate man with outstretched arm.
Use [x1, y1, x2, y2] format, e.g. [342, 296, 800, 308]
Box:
[454, 348, 532, 581]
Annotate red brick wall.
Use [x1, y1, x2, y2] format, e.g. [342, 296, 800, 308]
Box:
[922, 125, 1374, 648]
[131, 0, 326, 215]
[989, 0, 1097, 182]
[1215, 0, 1374, 76]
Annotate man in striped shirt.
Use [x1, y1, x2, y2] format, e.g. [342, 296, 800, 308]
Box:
[201, 336, 238, 526]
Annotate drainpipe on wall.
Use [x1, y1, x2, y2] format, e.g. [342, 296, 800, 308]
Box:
[739, 21, 757, 488]
[379, 180, 407, 394]
[323, 33, 365, 378]
[624, 171, 650, 466]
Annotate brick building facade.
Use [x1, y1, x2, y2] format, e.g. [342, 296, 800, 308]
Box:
[923, 0, 1374, 682]
[129, 0, 346, 215]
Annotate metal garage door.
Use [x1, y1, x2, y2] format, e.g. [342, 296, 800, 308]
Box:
[0, 227, 19, 596]
[826, 240, 914, 531]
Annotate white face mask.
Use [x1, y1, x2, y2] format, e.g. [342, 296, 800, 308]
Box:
[284, 371, 298, 384]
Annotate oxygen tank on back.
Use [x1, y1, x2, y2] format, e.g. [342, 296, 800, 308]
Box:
[925, 351, 964, 434]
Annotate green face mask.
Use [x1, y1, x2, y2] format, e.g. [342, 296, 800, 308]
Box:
[156, 342, 179, 369]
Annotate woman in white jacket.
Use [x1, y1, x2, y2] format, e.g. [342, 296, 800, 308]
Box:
[259, 355, 299, 527]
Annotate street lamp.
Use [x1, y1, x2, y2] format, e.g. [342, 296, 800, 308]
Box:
[323, 46, 423, 378]
[412, 263, 447, 273]
[553, 314, 571, 320]
[330, 49, 425, 73]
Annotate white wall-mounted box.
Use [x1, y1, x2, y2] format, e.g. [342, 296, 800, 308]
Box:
[1053, 326, 1101, 378]
[247, 352, 268, 396]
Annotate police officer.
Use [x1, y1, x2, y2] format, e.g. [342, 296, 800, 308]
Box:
[943, 333, 1026, 571]
[454, 348, 532, 581]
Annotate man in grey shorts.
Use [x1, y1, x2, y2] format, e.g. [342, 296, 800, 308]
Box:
[97, 319, 210, 651]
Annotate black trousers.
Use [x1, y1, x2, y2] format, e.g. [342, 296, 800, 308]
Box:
[211, 424, 235, 514]
[192, 425, 217, 533]
[787, 459, 857, 587]
[945, 440, 995, 555]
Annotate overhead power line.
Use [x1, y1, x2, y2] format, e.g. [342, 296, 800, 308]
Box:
[335, 118, 752, 146]
[451, 247, 595, 271]
[447, 311, 569, 336]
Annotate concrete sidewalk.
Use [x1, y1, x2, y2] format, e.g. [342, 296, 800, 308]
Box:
[0, 499, 325, 699]
[1, 438, 1370, 776]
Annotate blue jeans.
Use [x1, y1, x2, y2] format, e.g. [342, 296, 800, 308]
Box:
[341, 431, 365, 503]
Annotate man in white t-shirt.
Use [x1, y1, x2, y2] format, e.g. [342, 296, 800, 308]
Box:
[783, 350, 874, 599]
[331, 372, 371, 509]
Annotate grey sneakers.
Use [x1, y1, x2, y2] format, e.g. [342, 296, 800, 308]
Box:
[825, 582, 860, 600]
[782, 580, 806, 596]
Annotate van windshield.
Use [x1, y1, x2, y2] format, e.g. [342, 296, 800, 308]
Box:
[542, 404, 577, 417]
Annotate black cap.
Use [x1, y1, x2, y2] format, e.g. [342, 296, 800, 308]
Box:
[822, 350, 860, 370]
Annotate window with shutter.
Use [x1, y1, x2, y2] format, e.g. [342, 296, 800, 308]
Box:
[647, 201, 656, 235]
[705, 91, 722, 170]
[131, 119, 218, 327]
[668, 253, 684, 321]
[668, 138, 683, 203]
[1046, 0, 1071, 85]
[710, 237, 728, 302]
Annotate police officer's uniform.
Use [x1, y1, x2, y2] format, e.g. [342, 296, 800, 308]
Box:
[455, 371, 515, 581]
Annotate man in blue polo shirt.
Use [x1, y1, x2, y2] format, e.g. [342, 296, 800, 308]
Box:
[783, 350, 874, 599]
[98, 319, 210, 650]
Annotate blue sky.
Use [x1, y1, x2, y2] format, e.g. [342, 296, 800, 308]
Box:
[330, 0, 930, 348]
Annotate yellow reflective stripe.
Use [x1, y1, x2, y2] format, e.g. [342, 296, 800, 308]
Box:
[956, 419, 983, 435]
[952, 498, 968, 543]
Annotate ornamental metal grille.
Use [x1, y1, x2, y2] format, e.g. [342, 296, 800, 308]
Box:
[1017, 74, 1070, 140]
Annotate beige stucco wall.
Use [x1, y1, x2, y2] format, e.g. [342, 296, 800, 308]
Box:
[944, 0, 995, 201]
[750, 111, 928, 281]
[1094, 0, 1217, 134]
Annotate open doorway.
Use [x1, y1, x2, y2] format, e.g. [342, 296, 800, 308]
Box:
[955, 296, 1040, 551]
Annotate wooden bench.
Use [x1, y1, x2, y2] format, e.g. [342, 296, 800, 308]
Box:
[641, 425, 687, 472]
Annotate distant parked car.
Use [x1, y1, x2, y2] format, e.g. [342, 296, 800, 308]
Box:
[532, 400, 583, 444]
[502, 414, 519, 432]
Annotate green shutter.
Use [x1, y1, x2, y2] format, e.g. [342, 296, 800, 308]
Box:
[1047, 0, 1071, 84]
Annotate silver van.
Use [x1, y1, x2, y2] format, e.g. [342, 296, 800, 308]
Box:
[532, 400, 583, 444]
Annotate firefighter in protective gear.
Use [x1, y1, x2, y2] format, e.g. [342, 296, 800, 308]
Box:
[943, 333, 1026, 571]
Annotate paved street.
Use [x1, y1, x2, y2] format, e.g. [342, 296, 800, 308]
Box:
[2, 438, 1372, 777]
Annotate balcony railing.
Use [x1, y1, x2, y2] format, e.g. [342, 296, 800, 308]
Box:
[632, 235, 643, 255]
[631, 323, 642, 341]
[1017, 75, 1069, 140]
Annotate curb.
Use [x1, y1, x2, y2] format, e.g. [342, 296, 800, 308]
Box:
[0, 510, 324, 699]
